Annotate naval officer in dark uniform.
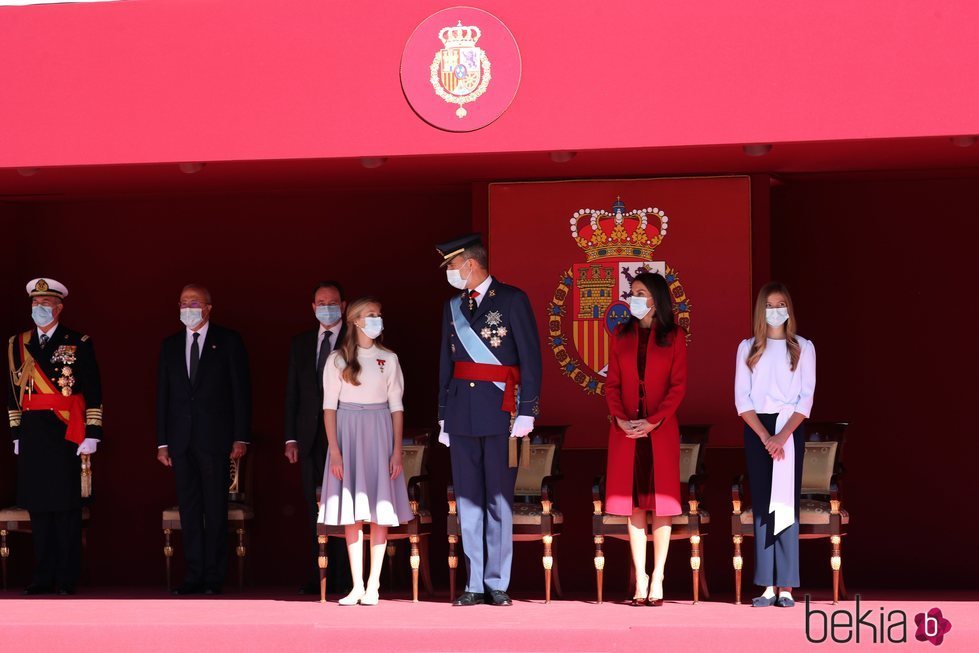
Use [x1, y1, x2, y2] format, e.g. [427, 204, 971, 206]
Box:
[436, 234, 542, 607]
[7, 278, 103, 595]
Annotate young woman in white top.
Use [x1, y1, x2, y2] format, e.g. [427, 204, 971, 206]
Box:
[318, 297, 413, 605]
[734, 281, 816, 608]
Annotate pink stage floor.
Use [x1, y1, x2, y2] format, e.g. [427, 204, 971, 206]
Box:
[2, 589, 976, 652]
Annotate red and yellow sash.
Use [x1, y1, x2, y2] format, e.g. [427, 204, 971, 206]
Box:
[15, 331, 86, 444]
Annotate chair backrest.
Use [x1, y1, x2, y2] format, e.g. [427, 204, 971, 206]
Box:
[401, 427, 434, 505]
[514, 425, 568, 499]
[801, 421, 848, 495]
[678, 424, 710, 483]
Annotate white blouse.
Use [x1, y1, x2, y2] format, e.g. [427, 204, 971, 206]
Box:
[323, 345, 405, 412]
[734, 336, 816, 417]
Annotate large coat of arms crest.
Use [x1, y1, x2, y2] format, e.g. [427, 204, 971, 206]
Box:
[547, 197, 692, 396]
[430, 20, 491, 118]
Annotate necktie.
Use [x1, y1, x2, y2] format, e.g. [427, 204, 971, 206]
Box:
[39, 333, 50, 350]
[316, 331, 332, 390]
[189, 332, 200, 384]
[468, 289, 480, 315]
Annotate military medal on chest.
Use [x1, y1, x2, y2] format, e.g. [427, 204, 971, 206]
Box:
[51, 345, 77, 396]
[480, 310, 509, 348]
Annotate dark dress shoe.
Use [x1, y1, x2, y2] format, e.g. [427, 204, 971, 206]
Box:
[204, 586, 223, 595]
[56, 586, 76, 596]
[452, 591, 485, 606]
[486, 590, 513, 606]
[776, 595, 796, 608]
[23, 584, 54, 596]
[751, 595, 778, 607]
[172, 583, 204, 596]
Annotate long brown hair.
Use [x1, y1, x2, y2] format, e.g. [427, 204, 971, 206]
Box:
[746, 281, 801, 371]
[335, 296, 388, 386]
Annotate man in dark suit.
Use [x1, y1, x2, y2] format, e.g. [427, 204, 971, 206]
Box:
[156, 284, 251, 596]
[7, 278, 103, 596]
[435, 234, 542, 607]
[283, 280, 351, 595]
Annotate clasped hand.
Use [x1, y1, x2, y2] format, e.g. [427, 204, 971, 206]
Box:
[616, 418, 662, 439]
[763, 432, 789, 461]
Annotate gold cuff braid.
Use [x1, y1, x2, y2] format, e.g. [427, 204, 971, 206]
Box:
[8, 409, 21, 428]
[85, 407, 103, 427]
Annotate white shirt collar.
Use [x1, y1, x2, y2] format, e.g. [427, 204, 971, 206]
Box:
[472, 274, 493, 299]
[318, 321, 342, 339]
[187, 320, 210, 341]
[37, 322, 59, 341]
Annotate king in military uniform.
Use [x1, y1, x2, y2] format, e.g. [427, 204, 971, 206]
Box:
[436, 234, 542, 607]
[7, 278, 102, 595]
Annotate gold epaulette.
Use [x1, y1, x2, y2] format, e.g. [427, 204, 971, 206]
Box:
[85, 407, 103, 427]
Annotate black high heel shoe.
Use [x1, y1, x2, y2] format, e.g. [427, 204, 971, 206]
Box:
[647, 572, 664, 606]
[631, 573, 650, 606]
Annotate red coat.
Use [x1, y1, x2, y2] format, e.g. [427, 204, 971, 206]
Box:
[604, 323, 687, 516]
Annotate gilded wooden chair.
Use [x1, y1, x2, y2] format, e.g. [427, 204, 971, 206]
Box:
[447, 424, 569, 603]
[1, 454, 93, 590]
[591, 424, 711, 604]
[731, 421, 849, 604]
[317, 427, 435, 603]
[162, 453, 254, 591]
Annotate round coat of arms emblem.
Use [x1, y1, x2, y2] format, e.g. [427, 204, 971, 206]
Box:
[401, 7, 521, 132]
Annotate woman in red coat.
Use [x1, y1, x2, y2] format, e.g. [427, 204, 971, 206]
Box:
[605, 271, 687, 606]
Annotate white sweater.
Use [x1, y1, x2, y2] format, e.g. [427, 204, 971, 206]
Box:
[734, 336, 816, 418]
[323, 345, 405, 412]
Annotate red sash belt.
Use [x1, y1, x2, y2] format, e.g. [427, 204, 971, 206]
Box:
[22, 393, 86, 445]
[453, 362, 521, 413]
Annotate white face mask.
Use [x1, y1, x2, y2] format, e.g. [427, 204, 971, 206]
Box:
[180, 307, 204, 329]
[765, 307, 789, 327]
[628, 295, 652, 320]
[446, 261, 471, 290]
[359, 316, 383, 339]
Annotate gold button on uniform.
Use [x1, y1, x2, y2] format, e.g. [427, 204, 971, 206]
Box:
[469, 382, 476, 388]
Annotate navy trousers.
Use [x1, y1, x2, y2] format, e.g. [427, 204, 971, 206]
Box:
[449, 434, 518, 593]
[744, 413, 805, 588]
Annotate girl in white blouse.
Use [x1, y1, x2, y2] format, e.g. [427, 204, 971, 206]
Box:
[734, 282, 816, 608]
[318, 297, 413, 605]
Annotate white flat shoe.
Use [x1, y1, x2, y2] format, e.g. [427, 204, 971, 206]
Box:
[361, 585, 380, 606]
[339, 586, 366, 606]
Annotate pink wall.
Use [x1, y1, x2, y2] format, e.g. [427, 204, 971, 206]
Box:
[2, 1, 978, 168]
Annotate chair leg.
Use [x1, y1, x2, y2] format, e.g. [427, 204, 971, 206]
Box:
[1, 529, 9, 591]
[699, 541, 710, 600]
[542, 534, 553, 604]
[448, 534, 458, 601]
[163, 528, 173, 592]
[419, 537, 434, 595]
[318, 534, 328, 604]
[733, 534, 743, 605]
[831, 535, 842, 605]
[690, 533, 702, 604]
[594, 535, 605, 604]
[409, 534, 420, 603]
[236, 527, 246, 591]
[386, 542, 397, 589]
[551, 540, 563, 599]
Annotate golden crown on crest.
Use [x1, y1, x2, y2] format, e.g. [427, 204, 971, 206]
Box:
[439, 21, 482, 48]
[569, 196, 669, 261]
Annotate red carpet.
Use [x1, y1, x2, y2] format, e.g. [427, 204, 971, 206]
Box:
[2, 589, 977, 652]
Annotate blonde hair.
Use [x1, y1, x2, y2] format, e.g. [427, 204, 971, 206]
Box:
[335, 296, 388, 386]
[746, 281, 801, 371]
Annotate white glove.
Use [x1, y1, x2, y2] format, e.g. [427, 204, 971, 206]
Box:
[13, 440, 18, 456]
[510, 415, 534, 438]
[76, 438, 98, 455]
[438, 420, 450, 448]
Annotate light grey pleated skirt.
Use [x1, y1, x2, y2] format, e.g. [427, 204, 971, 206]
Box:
[318, 402, 414, 527]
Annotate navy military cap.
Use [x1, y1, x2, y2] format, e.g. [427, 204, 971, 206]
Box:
[435, 233, 483, 267]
